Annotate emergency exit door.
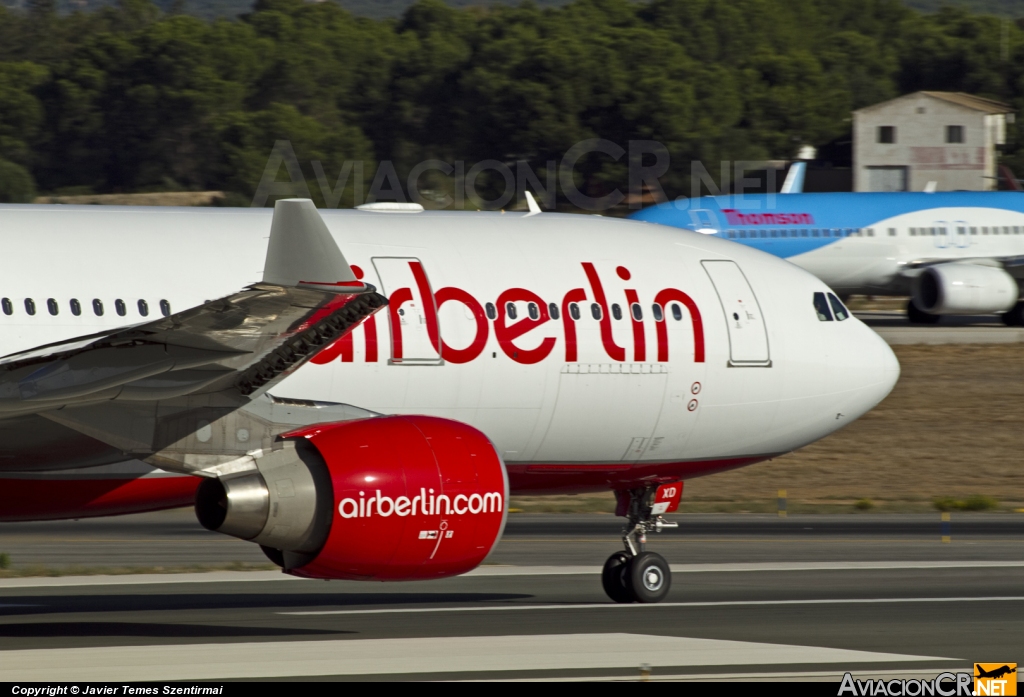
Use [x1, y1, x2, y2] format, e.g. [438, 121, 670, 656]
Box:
[701, 260, 771, 366]
[372, 257, 442, 364]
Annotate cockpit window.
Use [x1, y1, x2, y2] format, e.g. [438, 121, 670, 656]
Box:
[828, 293, 849, 321]
[813, 292, 833, 321]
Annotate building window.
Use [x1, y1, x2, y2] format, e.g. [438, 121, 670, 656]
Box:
[946, 125, 964, 144]
[878, 126, 895, 144]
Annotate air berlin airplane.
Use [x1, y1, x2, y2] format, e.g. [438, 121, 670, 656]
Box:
[0, 199, 899, 603]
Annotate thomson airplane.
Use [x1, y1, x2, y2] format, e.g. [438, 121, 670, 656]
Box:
[632, 187, 1024, 325]
[0, 200, 898, 603]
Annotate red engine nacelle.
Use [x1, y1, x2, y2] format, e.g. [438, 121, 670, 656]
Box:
[195, 415, 508, 582]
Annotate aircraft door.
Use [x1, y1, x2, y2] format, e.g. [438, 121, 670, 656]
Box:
[689, 209, 720, 235]
[371, 257, 442, 365]
[955, 221, 970, 248]
[701, 260, 771, 366]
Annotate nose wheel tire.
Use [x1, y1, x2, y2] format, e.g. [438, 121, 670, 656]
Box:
[602, 551, 634, 603]
[628, 551, 671, 603]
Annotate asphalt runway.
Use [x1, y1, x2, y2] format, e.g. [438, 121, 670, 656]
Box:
[2, 509, 1023, 568]
[856, 310, 1024, 344]
[0, 511, 1021, 680]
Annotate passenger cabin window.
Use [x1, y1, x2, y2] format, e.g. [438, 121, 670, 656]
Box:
[611, 304, 622, 320]
[591, 303, 602, 320]
[93, 299, 104, 316]
[971, 227, 978, 235]
[1, 298, 11, 315]
[888, 228, 897, 237]
[115, 299, 126, 317]
[505, 302, 518, 320]
[671, 303, 683, 321]
[878, 126, 896, 144]
[946, 125, 964, 144]
[813, 292, 833, 321]
[70, 299, 81, 316]
[47, 298, 58, 316]
[631, 303, 643, 321]
[652, 304, 664, 322]
[138, 299, 149, 317]
[160, 300, 171, 317]
[569, 303, 581, 321]
[828, 294, 849, 321]
[24, 298, 35, 316]
[485, 302, 496, 320]
[528, 302, 539, 320]
[548, 303, 560, 320]
[728, 230, 736, 239]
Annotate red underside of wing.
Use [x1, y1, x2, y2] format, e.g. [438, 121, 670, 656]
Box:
[0, 455, 770, 521]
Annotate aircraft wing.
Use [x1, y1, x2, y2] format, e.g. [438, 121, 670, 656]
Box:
[897, 255, 1024, 279]
[0, 199, 386, 420]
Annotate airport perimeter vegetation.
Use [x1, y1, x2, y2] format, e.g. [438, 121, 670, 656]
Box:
[6, 0, 1024, 207]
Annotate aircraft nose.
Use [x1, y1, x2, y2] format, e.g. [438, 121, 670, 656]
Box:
[839, 318, 900, 421]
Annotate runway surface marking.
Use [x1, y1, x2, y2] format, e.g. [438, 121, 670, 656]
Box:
[1, 560, 1021, 589]
[281, 596, 1024, 616]
[0, 633, 952, 681]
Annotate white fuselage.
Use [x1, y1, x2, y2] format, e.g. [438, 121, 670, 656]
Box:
[0, 205, 899, 481]
[791, 208, 1024, 295]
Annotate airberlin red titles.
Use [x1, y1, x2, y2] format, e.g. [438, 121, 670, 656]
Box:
[312, 262, 706, 366]
[338, 489, 504, 519]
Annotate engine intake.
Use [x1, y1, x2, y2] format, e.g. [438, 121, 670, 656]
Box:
[912, 263, 1019, 315]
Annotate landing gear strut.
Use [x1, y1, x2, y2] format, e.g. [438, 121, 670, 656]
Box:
[602, 485, 679, 604]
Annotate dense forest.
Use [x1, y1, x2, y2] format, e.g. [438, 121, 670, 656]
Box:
[2, 0, 1024, 207]
[5, 0, 1024, 20]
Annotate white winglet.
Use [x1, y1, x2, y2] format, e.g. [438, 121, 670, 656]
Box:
[262, 199, 359, 289]
[525, 191, 542, 214]
[924, 181, 937, 193]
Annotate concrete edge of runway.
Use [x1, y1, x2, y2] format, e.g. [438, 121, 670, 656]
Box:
[2, 560, 1023, 589]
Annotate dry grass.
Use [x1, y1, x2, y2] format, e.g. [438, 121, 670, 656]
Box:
[511, 345, 1024, 513]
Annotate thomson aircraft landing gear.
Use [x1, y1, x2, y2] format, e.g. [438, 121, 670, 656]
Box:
[602, 483, 680, 604]
[1002, 301, 1024, 327]
[906, 299, 941, 325]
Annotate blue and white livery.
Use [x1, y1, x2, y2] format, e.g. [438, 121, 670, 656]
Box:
[632, 191, 1024, 324]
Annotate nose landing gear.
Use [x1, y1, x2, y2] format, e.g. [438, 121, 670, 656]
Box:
[602, 484, 680, 604]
